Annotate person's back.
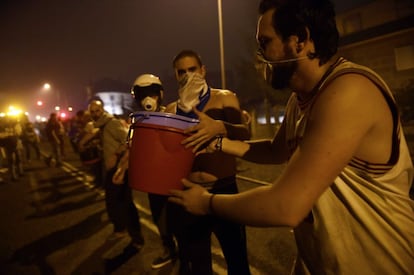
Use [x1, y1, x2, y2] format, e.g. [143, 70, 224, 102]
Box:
[44, 113, 63, 165]
[23, 122, 38, 142]
[45, 114, 63, 143]
[22, 122, 40, 161]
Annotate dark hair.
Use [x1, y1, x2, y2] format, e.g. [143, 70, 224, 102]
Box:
[259, 0, 338, 65]
[76, 110, 85, 117]
[88, 96, 104, 106]
[172, 49, 203, 68]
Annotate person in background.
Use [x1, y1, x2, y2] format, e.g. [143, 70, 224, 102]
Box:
[21, 121, 41, 162]
[165, 49, 251, 275]
[88, 99, 144, 250]
[0, 116, 22, 181]
[169, 0, 414, 274]
[44, 113, 64, 167]
[68, 110, 85, 154]
[77, 110, 103, 187]
[114, 74, 177, 270]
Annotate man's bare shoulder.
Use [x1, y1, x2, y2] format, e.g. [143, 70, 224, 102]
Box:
[211, 88, 237, 98]
[210, 88, 240, 108]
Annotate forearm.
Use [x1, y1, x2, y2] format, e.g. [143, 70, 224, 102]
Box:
[220, 138, 287, 164]
[220, 138, 249, 158]
[208, 185, 293, 227]
[117, 149, 129, 170]
[223, 121, 250, 140]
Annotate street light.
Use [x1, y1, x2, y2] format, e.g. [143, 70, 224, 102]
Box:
[43, 82, 61, 109]
[43, 83, 51, 90]
[217, 0, 226, 89]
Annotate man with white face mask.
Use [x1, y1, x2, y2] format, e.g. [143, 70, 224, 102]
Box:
[165, 50, 251, 275]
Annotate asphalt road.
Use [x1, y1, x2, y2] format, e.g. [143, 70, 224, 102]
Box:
[0, 140, 297, 275]
[2, 122, 413, 275]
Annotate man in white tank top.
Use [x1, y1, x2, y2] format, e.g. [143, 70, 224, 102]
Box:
[168, 0, 414, 274]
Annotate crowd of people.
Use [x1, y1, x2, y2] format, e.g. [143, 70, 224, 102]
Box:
[1, 0, 413, 274]
[0, 113, 45, 183]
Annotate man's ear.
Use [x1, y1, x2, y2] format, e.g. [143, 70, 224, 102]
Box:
[296, 40, 305, 53]
[160, 90, 164, 101]
[298, 27, 312, 54]
[288, 35, 304, 54]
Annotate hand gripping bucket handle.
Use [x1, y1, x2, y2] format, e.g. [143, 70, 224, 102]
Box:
[126, 112, 147, 147]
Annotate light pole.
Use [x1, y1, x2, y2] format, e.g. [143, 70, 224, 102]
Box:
[217, 0, 226, 89]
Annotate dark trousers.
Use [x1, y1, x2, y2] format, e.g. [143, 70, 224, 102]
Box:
[168, 176, 251, 275]
[104, 168, 143, 245]
[23, 140, 40, 160]
[148, 193, 176, 253]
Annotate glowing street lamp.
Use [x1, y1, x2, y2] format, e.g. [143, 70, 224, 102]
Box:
[43, 83, 51, 90]
[43, 82, 61, 108]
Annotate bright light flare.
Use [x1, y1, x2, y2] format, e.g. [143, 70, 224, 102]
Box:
[43, 83, 51, 90]
[7, 105, 23, 117]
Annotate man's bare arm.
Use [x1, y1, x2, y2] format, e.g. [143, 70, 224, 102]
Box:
[171, 74, 385, 227]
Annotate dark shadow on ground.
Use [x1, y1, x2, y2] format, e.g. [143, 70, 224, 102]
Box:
[8, 210, 108, 274]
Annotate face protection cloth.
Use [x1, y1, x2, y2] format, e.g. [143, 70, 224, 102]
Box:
[177, 72, 209, 113]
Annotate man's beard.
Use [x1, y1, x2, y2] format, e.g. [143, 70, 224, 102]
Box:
[268, 60, 298, 90]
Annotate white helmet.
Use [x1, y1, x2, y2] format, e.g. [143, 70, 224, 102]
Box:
[133, 74, 162, 87]
[131, 74, 164, 111]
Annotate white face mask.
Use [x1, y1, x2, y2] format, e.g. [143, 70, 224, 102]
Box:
[177, 72, 208, 113]
[141, 96, 158, 111]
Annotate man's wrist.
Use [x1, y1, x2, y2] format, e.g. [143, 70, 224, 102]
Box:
[214, 135, 223, 152]
[207, 193, 216, 215]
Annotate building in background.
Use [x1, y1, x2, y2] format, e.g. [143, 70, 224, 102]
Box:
[90, 78, 136, 117]
[337, 0, 414, 121]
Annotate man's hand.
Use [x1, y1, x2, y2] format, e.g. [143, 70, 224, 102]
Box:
[112, 167, 126, 185]
[169, 179, 211, 215]
[182, 108, 225, 153]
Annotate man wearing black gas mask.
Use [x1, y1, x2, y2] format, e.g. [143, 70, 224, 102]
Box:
[131, 74, 165, 112]
[114, 74, 177, 269]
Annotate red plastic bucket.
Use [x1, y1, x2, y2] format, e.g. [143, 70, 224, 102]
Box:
[128, 111, 199, 195]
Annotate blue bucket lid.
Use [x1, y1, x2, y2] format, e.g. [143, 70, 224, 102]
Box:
[130, 111, 199, 130]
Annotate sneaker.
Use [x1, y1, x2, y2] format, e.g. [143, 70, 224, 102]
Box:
[107, 230, 127, 241]
[151, 251, 176, 269]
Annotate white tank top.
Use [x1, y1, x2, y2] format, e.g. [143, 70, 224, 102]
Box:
[285, 58, 414, 274]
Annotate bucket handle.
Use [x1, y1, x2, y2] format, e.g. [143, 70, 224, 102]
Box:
[126, 113, 148, 146]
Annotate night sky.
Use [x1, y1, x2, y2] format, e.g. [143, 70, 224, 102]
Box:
[0, 0, 373, 116]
